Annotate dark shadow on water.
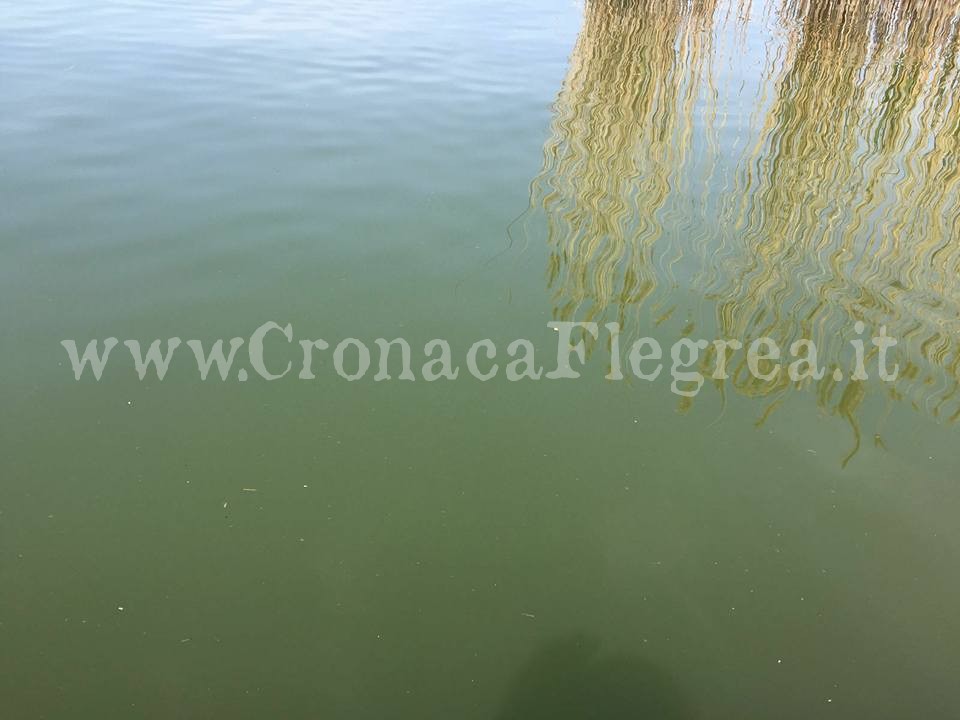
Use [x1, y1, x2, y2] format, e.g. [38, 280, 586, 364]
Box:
[496, 635, 693, 720]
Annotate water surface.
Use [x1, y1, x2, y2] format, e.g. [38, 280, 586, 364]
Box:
[2, 0, 959, 718]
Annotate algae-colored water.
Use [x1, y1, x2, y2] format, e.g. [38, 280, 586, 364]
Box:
[2, 0, 959, 717]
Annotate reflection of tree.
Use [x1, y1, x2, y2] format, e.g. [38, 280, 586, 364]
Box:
[530, 0, 960, 449]
[709, 0, 960, 423]
[533, 0, 719, 331]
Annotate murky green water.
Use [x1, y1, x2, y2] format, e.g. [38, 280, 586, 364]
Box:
[3, 0, 960, 717]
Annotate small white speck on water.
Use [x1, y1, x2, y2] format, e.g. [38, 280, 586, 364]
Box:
[117, 606, 124, 612]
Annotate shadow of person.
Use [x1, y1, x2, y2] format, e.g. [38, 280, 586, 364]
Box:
[496, 635, 693, 720]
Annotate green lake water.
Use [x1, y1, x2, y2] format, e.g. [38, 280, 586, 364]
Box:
[2, 0, 960, 717]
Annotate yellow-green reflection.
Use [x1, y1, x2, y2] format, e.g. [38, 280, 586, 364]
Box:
[533, 0, 720, 330]
[530, 0, 960, 458]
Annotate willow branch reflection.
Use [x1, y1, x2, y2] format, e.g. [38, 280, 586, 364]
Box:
[527, 0, 960, 459]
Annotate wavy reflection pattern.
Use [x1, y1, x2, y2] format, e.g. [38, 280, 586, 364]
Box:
[531, 0, 960, 452]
